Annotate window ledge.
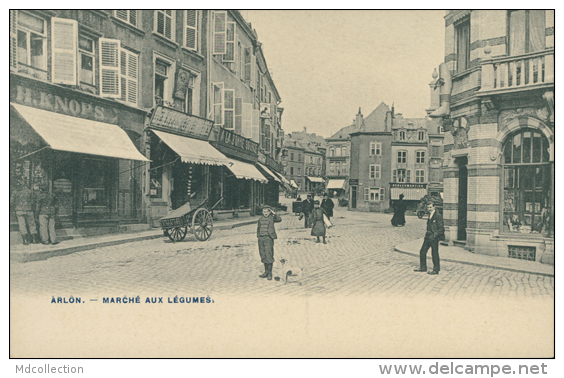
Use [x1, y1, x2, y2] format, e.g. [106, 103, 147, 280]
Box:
[181, 47, 204, 60]
[452, 65, 480, 80]
[152, 32, 179, 50]
[110, 16, 145, 37]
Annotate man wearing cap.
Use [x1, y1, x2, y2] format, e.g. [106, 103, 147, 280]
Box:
[10, 179, 39, 245]
[321, 193, 334, 221]
[301, 194, 314, 228]
[414, 202, 445, 275]
[257, 205, 282, 280]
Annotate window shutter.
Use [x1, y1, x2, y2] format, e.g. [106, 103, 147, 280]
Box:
[243, 102, 252, 139]
[224, 89, 234, 129]
[380, 188, 385, 202]
[250, 54, 257, 89]
[52, 17, 78, 85]
[213, 11, 227, 55]
[224, 22, 235, 62]
[213, 82, 224, 125]
[364, 188, 370, 201]
[99, 38, 121, 98]
[393, 170, 397, 182]
[244, 47, 251, 82]
[235, 97, 243, 135]
[407, 170, 411, 183]
[9, 10, 17, 71]
[251, 108, 260, 142]
[120, 49, 138, 105]
[185, 10, 198, 50]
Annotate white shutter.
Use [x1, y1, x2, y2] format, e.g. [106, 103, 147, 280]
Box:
[224, 89, 234, 129]
[99, 38, 121, 98]
[213, 11, 227, 55]
[120, 49, 138, 105]
[213, 82, 224, 125]
[242, 102, 252, 139]
[250, 54, 257, 89]
[244, 47, 251, 82]
[235, 97, 243, 135]
[51, 17, 78, 85]
[224, 22, 235, 62]
[185, 10, 198, 50]
[10, 10, 17, 71]
[251, 108, 260, 142]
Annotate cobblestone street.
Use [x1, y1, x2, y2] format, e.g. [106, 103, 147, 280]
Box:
[10, 205, 554, 300]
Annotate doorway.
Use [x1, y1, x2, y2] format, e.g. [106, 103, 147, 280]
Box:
[351, 186, 357, 209]
[456, 156, 468, 240]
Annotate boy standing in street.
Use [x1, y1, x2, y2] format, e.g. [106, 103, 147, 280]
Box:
[257, 205, 282, 280]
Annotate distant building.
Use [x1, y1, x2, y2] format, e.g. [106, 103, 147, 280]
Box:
[282, 129, 326, 193]
[281, 139, 305, 191]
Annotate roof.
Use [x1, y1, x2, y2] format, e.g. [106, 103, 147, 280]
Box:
[393, 118, 428, 129]
[327, 124, 357, 140]
[360, 102, 390, 132]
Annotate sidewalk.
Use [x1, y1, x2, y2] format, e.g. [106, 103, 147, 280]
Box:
[395, 238, 554, 277]
[10, 215, 267, 263]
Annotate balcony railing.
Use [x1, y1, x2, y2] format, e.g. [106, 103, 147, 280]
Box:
[17, 63, 48, 81]
[480, 50, 554, 93]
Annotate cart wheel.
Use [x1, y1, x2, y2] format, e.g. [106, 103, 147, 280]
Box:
[192, 208, 213, 241]
[167, 226, 187, 242]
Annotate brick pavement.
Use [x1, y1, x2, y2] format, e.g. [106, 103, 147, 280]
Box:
[10, 206, 554, 300]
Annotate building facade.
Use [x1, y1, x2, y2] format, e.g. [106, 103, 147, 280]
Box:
[281, 139, 306, 191]
[10, 10, 286, 242]
[434, 10, 554, 263]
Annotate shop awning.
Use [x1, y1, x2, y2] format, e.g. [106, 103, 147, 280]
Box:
[290, 180, 298, 189]
[307, 176, 325, 183]
[391, 187, 427, 201]
[256, 163, 282, 183]
[326, 179, 346, 190]
[227, 159, 268, 183]
[10, 103, 149, 161]
[152, 129, 230, 166]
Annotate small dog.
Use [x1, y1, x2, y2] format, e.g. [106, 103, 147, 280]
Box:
[273, 258, 303, 285]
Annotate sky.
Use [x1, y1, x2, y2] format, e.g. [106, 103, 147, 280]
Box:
[243, 10, 446, 138]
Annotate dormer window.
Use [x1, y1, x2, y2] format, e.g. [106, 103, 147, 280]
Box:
[399, 130, 406, 140]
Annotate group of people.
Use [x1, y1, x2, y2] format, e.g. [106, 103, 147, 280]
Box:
[10, 182, 59, 246]
[298, 193, 334, 244]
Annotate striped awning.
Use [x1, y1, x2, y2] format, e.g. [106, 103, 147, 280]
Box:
[152, 129, 231, 166]
[256, 163, 282, 183]
[307, 176, 325, 183]
[326, 179, 346, 190]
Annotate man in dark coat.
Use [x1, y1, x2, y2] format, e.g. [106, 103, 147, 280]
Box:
[301, 194, 314, 228]
[414, 202, 445, 275]
[37, 184, 59, 245]
[257, 205, 282, 280]
[321, 193, 334, 221]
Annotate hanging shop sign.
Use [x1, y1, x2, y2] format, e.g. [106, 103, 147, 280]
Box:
[150, 106, 213, 139]
[390, 183, 427, 189]
[13, 85, 118, 124]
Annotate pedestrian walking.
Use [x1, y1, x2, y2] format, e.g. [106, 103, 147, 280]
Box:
[37, 184, 59, 245]
[310, 200, 331, 244]
[414, 202, 445, 275]
[10, 180, 39, 245]
[321, 192, 334, 221]
[300, 194, 314, 228]
[257, 205, 282, 280]
[391, 194, 407, 227]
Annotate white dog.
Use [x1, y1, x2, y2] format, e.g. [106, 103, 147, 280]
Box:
[272, 257, 303, 285]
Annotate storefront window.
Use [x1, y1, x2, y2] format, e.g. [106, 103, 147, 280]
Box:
[82, 159, 108, 207]
[502, 129, 551, 235]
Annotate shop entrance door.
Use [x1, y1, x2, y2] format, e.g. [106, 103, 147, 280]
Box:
[457, 157, 468, 240]
[351, 186, 357, 209]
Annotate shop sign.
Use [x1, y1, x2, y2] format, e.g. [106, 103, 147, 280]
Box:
[349, 179, 359, 185]
[390, 183, 426, 189]
[150, 106, 213, 139]
[217, 128, 258, 154]
[13, 85, 118, 124]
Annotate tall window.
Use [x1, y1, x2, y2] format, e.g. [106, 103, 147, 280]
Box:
[418, 131, 425, 141]
[79, 35, 95, 87]
[399, 131, 406, 140]
[416, 169, 425, 183]
[369, 164, 381, 179]
[456, 18, 471, 72]
[224, 89, 234, 129]
[16, 11, 47, 79]
[416, 151, 426, 164]
[290, 152, 294, 161]
[370, 142, 381, 155]
[290, 167, 294, 176]
[115, 10, 138, 27]
[395, 169, 407, 183]
[342, 147, 347, 156]
[155, 10, 174, 41]
[397, 151, 407, 164]
[508, 10, 545, 56]
[155, 59, 172, 106]
[502, 129, 551, 235]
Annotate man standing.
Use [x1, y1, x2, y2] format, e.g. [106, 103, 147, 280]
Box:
[301, 194, 314, 228]
[10, 180, 39, 245]
[321, 193, 334, 221]
[414, 202, 445, 275]
[257, 205, 282, 280]
[37, 184, 59, 245]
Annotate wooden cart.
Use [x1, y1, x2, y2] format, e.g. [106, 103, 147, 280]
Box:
[159, 197, 221, 242]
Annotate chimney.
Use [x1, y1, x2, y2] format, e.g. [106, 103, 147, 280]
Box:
[303, 127, 307, 133]
[355, 108, 363, 129]
[395, 113, 403, 119]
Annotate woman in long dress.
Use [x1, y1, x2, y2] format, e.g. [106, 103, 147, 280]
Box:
[391, 194, 406, 227]
[310, 200, 328, 244]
